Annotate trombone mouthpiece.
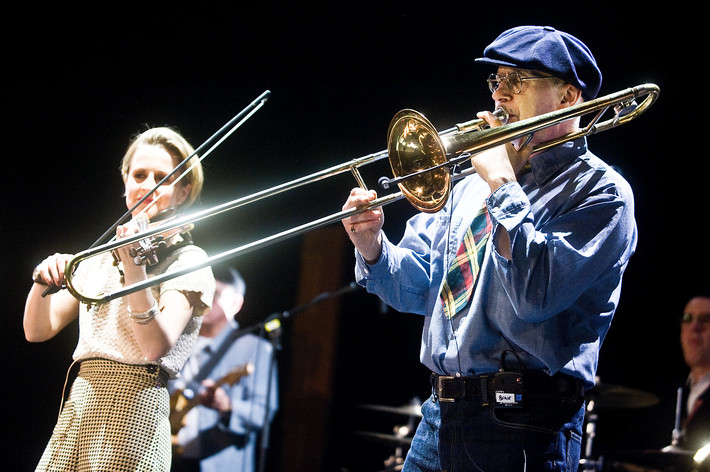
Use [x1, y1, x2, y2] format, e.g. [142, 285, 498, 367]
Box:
[493, 107, 509, 125]
[455, 108, 509, 132]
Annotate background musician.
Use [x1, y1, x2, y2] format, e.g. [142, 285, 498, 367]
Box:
[169, 266, 279, 472]
[679, 292, 710, 451]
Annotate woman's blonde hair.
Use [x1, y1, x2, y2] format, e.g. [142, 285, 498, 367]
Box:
[120, 127, 204, 208]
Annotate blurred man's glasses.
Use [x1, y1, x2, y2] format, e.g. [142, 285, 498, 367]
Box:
[487, 72, 557, 94]
[681, 313, 710, 325]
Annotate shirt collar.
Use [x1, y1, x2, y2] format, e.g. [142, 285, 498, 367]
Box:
[688, 371, 710, 389]
[527, 137, 588, 186]
[202, 318, 240, 349]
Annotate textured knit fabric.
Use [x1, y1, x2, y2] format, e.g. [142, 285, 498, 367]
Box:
[35, 237, 215, 471]
[71, 240, 214, 378]
[36, 359, 172, 471]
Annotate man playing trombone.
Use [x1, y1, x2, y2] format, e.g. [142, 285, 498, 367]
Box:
[342, 25, 638, 471]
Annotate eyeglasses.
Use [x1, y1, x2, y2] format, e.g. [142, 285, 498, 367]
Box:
[486, 72, 558, 94]
[681, 313, 710, 325]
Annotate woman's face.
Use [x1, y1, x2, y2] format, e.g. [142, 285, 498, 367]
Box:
[124, 144, 190, 220]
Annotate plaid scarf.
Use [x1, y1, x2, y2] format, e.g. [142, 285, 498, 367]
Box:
[439, 204, 492, 319]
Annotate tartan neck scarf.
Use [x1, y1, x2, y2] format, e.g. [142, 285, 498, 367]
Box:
[439, 204, 492, 319]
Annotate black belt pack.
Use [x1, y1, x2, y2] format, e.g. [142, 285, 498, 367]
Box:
[432, 370, 583, 408]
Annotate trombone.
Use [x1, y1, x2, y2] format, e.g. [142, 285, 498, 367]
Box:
[64, 83, 659, 305]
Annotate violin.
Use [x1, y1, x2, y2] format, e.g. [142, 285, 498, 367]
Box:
[114, 208, 193, 268]
[41, 208, 193, 297]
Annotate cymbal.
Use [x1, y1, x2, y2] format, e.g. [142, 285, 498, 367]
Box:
[612, 446, 696, 468]
[585, 382, 660, 409]
[354, 430, 413, 446]
[356, 403, 423, 417]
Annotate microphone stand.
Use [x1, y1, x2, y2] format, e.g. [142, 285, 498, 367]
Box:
[256, 281, 362, 472]
[662, 387, 685, 452]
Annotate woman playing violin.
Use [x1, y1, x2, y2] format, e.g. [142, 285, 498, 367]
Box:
[24, 127, 215, 471]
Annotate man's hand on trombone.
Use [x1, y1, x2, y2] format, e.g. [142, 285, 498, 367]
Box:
[342, 188, 384, 265]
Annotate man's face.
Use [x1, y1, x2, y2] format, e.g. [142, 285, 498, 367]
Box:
[489, 67, 570, 149]
[681, 296, 710, 371]
[204, 280, 243, 326]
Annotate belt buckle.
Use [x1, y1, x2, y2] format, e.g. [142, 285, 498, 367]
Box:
[435, 375, 461, 403]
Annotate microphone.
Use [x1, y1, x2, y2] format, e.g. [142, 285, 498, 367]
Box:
[264, 318, 283, 351]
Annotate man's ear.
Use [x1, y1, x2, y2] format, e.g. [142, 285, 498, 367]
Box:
[561, 85, 582, 106]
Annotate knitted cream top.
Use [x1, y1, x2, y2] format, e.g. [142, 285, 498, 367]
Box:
[71, 241, 215, 378]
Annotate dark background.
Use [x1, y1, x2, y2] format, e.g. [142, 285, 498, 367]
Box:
[3, 2, 706, 471]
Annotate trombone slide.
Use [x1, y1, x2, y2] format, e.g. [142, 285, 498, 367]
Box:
[63, 83, 659, 304]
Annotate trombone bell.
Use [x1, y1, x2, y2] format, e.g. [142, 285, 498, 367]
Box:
[387, 110, 451, 213]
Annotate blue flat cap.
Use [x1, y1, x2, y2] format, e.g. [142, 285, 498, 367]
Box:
[475, 26, 602, 100]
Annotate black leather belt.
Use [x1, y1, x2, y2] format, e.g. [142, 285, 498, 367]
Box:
[431, 371, 584, 404]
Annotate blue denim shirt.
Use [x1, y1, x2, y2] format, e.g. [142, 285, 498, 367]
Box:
[355, 138, 637, 388]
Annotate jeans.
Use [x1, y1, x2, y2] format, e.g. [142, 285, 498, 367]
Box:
[402, 391, 585, 472]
